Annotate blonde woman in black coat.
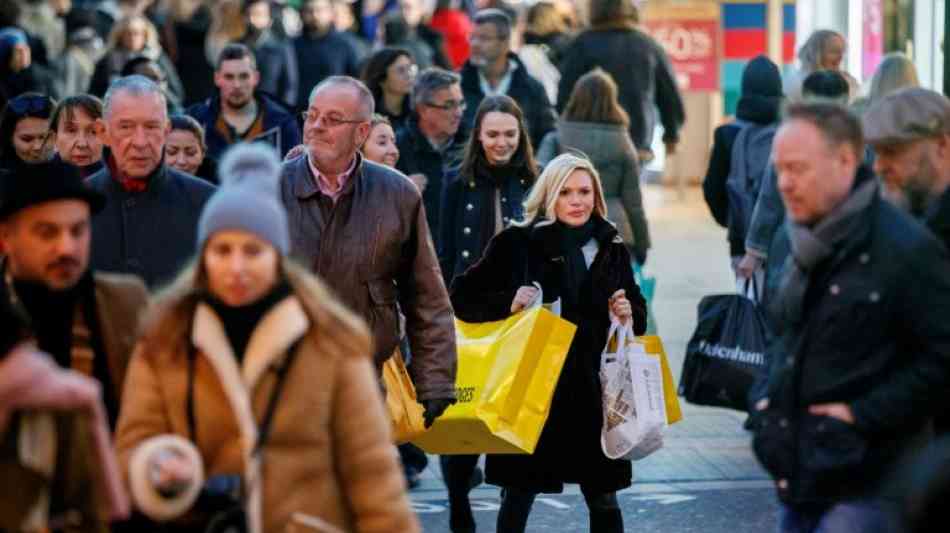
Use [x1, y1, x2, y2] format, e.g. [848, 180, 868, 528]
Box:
[451, 153, 647, 533]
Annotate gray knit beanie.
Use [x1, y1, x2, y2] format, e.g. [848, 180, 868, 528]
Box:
[197, 143, 289, 254]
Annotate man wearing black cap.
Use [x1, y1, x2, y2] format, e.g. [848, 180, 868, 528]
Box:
[0, 158, 148, 430]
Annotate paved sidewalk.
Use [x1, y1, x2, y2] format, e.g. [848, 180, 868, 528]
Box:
[411, 185, 777, 531]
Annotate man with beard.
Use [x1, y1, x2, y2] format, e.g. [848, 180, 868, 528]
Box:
[88, 75, 216, 288]
[292, 0, 362, 112]
[280, 75, 458, 436]
[460, 9, 555, 149]
[863, 87, 950, 433]
[187, 43, 301, 160]
[863, 87, 950, 238]
[0, 158, 148, 430]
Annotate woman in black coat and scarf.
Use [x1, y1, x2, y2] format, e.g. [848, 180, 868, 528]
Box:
[450, 152, 647, 533]
[439, 94, 538, 533]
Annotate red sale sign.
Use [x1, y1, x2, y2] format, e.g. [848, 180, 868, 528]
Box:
[642, 3, 721, 92]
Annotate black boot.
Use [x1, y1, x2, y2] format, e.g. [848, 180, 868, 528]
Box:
[583, 490, 623, 533]
[496, 487, 537, 533]
[441, 455, 480, 533]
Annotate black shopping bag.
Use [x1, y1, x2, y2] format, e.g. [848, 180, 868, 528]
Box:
[681, 284, 770, 411]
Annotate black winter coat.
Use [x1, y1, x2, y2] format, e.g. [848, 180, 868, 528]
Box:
[753, 191, 950, 505]
[86, 162, 216, 288]
[242, 30, 299, 108]
[292, 30, 362, 111]
[460, 54, 556, 150]
[557, 27, 684, 154]
[439, 166, 531, 283]
[395, 117, 468, 245]
[450, 216, 647, 493]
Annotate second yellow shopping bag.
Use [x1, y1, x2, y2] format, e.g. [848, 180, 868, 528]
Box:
[412, 305, 577, 455]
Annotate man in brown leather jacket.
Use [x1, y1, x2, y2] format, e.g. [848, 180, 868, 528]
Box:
[280, 76, 457, 425]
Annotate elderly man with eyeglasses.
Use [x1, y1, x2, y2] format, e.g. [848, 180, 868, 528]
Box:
[395, 67, 469, 247]
[280, 75, 458, 429]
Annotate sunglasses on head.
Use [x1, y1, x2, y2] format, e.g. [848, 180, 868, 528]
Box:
[7, 95, 52, 117]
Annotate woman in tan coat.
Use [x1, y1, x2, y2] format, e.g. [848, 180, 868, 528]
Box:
[115, 143, 418, 533]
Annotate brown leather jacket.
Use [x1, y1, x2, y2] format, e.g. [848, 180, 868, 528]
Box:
[279, 154, 457, 401]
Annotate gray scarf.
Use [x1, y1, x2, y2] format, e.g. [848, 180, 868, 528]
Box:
[770, 175, 879, 328]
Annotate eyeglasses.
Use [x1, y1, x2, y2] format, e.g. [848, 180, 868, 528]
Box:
[394, 63, 418, 79]
[469, 33, 502, 44]
[425, 100, 467, 112]
[7, 95, 52, 117]
[301, 110, 366, 128]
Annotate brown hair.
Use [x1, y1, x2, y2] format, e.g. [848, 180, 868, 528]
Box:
[139, 259, 371, 362]
[459, 95, 538, 185]
[588, 0, 638, 29]
[562, 68, 629, 126]
[526, 1, 567, 37]
[51, 94, 102, 134]
[784, 101, 864, 160]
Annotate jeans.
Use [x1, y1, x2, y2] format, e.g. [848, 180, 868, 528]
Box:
[779, 499, 898, 533]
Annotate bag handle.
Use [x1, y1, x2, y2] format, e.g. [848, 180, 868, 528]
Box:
[742, 275, 760, 302]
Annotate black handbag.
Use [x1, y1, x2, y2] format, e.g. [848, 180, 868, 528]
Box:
[184, 339, 302, 533]
[680, 280, 770, 411]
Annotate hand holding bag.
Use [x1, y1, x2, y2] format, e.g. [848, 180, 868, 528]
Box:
[600, 320, 667, 461]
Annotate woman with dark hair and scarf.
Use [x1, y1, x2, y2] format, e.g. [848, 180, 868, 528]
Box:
[438, 94, 538, 532]
[0, 92, 55, 171]
[361, 47, 417, 131]
[450, 153, 646, 533]
[702, 55, 783, 272]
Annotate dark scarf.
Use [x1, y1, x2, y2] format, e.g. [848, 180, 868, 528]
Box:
[557, 218, 596, 311]
[4, 269, 120, 427]
[203, 282, 292, 363]
[770, 170, 878, 328]
[474, 161, 519, 252]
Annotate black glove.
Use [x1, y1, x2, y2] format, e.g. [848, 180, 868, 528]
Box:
[422, 398, 455, 428]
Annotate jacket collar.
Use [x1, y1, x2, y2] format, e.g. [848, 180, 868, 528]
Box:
[292, 151, 365, 200]
[191, 295, 310, 392]
[461, 53, 530, 95]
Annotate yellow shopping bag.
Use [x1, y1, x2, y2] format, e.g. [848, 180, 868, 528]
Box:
[412, 306, 577, 455]
[632, 335, 683, 425]
[383, 348, 426, 444]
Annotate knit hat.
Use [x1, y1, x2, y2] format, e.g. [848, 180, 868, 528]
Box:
[197, 143, 289, 254]
[0, 27, 27, 61]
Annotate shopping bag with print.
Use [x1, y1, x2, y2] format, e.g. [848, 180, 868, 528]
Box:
[600, 320, 666, 461]
[412, 290, 576, 454]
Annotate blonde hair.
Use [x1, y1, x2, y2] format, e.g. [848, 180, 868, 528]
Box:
[108, 15, 161, 53]
[516, 153, 608, 227]
[869, 53, 919, 103]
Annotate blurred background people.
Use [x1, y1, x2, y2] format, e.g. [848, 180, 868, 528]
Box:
[0, 92, 54, 170]
[49, 94, 105, 177]
[429, 0, 473, 70]
[518, 0, 570, 105]
[294, 0, 363, 112]
[461, 8, 555, 150]
[88, 14, 184, 104]
[362, 47, 417, 130]
[784, 29, 858, 101]
[539, 68, 651, 268]
[119, 54, 183, 114]
[166, 113, 218, 184]
[160, 0, 216, 107]
[558, 0, 684, 163]
[0, 26, 55, 108]
[240, 0, 299, 107]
